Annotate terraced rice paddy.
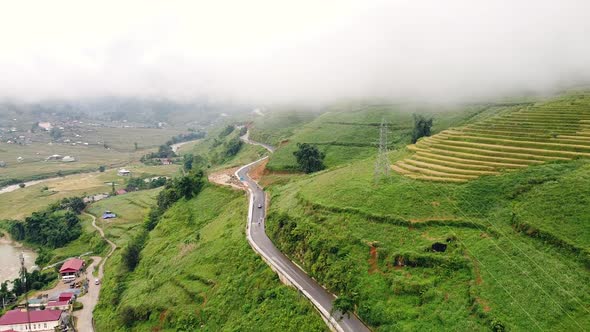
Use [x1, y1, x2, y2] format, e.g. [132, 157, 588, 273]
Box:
[393, 97, 590, 182]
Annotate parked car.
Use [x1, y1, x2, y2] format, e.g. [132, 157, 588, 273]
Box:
[257, 204, 262, 208]
[95, 278, 100, 285]
[102, 210, 116, 219]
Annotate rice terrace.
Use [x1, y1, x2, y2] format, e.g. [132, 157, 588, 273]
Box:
[1, 2, 590, 332]
[394, 94, 590, 182]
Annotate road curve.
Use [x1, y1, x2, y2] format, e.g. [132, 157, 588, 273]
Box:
[236, 134, 370, 332]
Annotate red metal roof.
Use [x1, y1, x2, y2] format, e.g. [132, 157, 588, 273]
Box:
[47, 301, 70, 307]
[0, 309, 61, 325]
[59, 258, 84, 273]
[58, 293, 73, 301]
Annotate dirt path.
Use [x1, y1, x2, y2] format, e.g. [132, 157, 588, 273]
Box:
[73, 212, 117, 332]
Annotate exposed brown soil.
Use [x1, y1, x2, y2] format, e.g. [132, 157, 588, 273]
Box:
[207, 167, 245, 190]
[475, 297, 491, 312]
[278, 139, 290, 147]
[368, 245, 378, 274]
[248, 158, 268, 182]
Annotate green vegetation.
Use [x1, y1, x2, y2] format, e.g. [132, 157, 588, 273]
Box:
[6, 197, 86, 248]
[0, 164, 179, 220]
[265, 103, 590, 330]
[265, 104, 493, 172]
[394, 93, 590, 182]
[249, 110, 319, 145]
[293, 143, 326, 173]
[0, 270, 58, 310]
[94, 186, 326, 331]
[411, 114, 433, 143]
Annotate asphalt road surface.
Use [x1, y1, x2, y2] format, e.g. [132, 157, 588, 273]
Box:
[237, 135, 370, 332]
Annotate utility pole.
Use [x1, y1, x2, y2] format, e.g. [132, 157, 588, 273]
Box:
[374, 118, 390, 183]
[20, 252, 31, 331]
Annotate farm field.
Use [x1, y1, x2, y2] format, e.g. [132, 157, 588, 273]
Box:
[0, 164, 179, 220]
[0, 126, 186, 185]
[93, 186, 327, 331]
[89, 188, 161, 247]
[393, 93, 590, 182]
[263, 103, 514, 172]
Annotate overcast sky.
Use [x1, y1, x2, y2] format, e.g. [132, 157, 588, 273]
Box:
[0, 0, 589, 104]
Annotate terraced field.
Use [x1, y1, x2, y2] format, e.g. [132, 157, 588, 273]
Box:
[393, 96, 590, 182]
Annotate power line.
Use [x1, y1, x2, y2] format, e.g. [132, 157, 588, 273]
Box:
[374, 118, 390, 183]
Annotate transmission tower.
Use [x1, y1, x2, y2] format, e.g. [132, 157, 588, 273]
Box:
[374, 118, 390, 183]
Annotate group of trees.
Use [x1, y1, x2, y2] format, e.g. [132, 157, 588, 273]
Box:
[125, 176, 167, 192]
[0, 270, 58, 306]
[141, 144, 176, 161]
[165, 131, 205, 146]
[183, 153, 206, 171]
[7, 197, 85, 248]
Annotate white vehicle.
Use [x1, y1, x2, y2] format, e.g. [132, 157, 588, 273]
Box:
[95, 278, 100, 285]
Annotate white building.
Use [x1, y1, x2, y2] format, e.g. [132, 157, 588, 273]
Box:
[118, 169, 131, 176]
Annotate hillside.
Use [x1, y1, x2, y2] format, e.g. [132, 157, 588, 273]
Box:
[260, 93, 590, 331]
[393, 93, 590, 182]
[93, 186, 326, 331]
[262, 103, 514, 172]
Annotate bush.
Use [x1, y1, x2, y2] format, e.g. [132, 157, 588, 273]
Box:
[73, 301, 84, 311]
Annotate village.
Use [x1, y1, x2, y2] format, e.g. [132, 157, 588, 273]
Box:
[0, 258, 91, 332]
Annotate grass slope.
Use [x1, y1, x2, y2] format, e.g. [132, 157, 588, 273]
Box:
[94, 186, 326, 331]
[265, 104, 510, 172]
[260, 101, 590, 330]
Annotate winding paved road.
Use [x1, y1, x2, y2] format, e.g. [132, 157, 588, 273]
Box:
[74, 212, 117, 332]
[237, 133, 370, 332]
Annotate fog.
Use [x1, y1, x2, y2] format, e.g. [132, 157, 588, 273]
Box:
[1, 0, 589, 104]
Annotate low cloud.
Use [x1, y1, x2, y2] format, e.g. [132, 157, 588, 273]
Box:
[0, 0, 589, 104]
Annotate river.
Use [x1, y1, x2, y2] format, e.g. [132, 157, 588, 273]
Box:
[0, 235, 37, 283]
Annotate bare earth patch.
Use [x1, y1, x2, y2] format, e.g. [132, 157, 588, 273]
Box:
[207, 167, 245, 190]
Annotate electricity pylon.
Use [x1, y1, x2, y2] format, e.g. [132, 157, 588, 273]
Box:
[374, 119, 390, 183]
[20, 253, 32, 331]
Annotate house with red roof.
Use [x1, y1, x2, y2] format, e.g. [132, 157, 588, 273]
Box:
[45, 300, 70, 311]
[58, 258, 85, 282]
[57, 292, 74, 303]
[0, 309, 63, 332]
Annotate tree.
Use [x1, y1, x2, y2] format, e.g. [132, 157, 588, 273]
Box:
[18, 183, 25, 188]
[98, 165, 106, 172]
[224, 138, 243, 158]
[332, 295, 355, 319]
[183, 153, 194, 171]
[411, 114, 433, 143]
[49, 128, 62, 141]
[134, 142, 138, 151]
[293, 143, 326, 173]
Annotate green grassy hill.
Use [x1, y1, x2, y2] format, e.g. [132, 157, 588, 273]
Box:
[263, 104, 514, 172]
[394, 93, 590, 182]
[93, 186, 326, 331]
[262, 93, 590, 331]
